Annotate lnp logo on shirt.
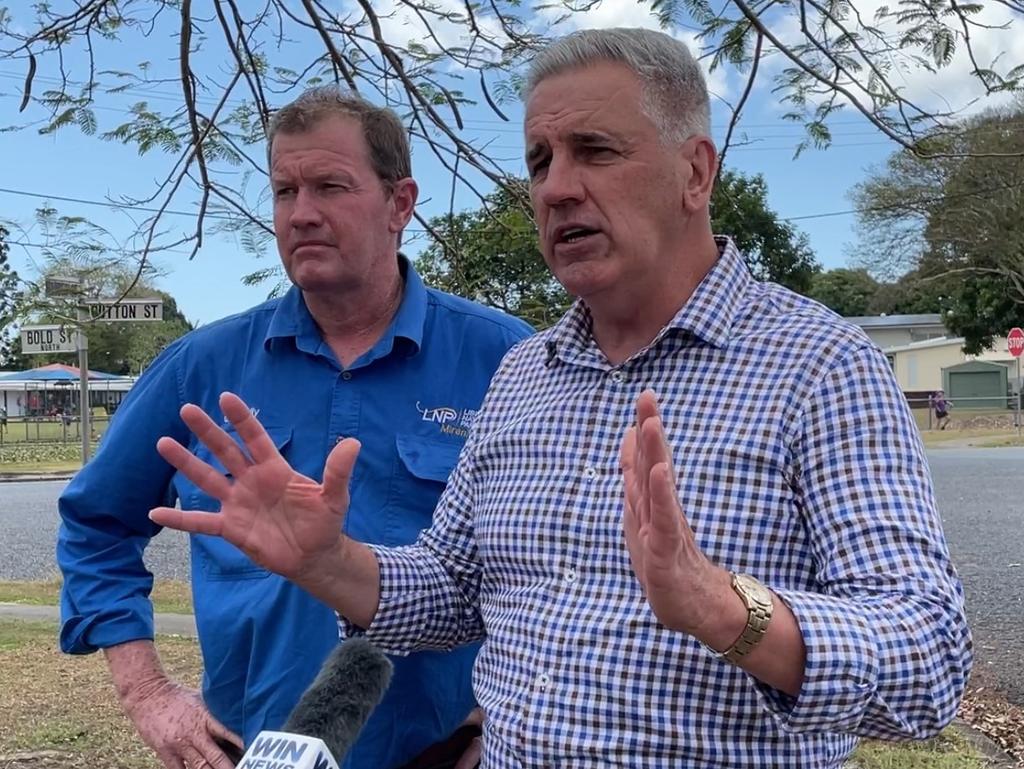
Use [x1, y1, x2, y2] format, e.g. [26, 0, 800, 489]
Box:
[223, 406, 260, 424]
[416, 402, 477, 438]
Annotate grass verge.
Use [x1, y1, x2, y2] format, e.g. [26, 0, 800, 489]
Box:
[0, 460, 82, 475]
[0, 579, 193, 615]
[0, 620, 994, 769]
[853, 729, 988, 768]
[0, 619, 200, 769]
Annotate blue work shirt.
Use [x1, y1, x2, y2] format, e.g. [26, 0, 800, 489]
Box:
[57, 259, 533, 768]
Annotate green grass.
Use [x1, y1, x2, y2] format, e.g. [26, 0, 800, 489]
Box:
[852, 729, 987, 768]
[0, 460, 82, 475]
[0, 579, 194, 615]
[0, 619, 201, 769]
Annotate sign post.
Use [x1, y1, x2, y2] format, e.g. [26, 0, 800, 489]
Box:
[1007, 327, 1024, 437]
[22, 280, 164, 463]
[85, 299, 164, 322]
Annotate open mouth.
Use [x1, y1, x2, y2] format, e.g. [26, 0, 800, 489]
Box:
[557, 227, 600, 245]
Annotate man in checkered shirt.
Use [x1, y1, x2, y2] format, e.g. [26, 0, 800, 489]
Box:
[154, 27, 972, 768]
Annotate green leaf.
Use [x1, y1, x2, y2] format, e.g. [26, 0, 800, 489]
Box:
[76, 108, 97, 135]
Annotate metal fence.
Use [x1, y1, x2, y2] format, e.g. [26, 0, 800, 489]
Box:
[906, 394, 1023, 432]
[0, 413, 112, 446]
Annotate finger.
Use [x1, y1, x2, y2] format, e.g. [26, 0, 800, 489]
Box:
[150, 506, 225, 537]
[179, 403, 251, 478]
[157, 437, 233, 501]
[205, 718, 243, 753]
[646, 462, 690, 559]
[639, 414, 676, 487]
[322, 437, 361, 515]
[181, 744, 212, 769]
[220, 392, 280, 464]
[192, 735, 237, 769]
[636, 388, 659, 425]
[633, 407, 651, 527]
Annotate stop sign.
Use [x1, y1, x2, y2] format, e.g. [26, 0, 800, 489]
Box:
[1009, 327, 1024, 357]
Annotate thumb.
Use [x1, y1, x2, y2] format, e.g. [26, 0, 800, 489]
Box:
[322, 438, 361, 514]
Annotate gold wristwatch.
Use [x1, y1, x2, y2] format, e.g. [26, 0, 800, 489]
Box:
[720, 572, 774, 664]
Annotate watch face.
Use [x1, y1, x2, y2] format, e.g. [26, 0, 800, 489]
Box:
[735, 574, 772, 606]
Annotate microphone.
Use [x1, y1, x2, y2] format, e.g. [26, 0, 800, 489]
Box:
[234, 637, 394, 769]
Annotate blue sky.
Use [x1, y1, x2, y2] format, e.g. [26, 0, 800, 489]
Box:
[1, 1, 1018, 326]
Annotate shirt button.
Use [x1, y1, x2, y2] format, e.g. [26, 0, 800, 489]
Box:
[335, 436, 345, 444]
[609, 370, 625, 383]
[536, 673, 551, 691]
[582, 465, 597, 480]
[563, 567, 577, 583]
[341, 372, 353, 380]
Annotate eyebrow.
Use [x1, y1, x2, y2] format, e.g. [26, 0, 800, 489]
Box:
[571, 131, 618, 145]
[525, 130, 622, 163]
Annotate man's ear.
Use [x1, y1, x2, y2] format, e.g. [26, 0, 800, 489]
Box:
[682, 137, 718, 213]
[389, 178, 419, 233]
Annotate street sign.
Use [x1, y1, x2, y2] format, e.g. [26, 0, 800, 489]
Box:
[20, 325, 78, 354]
[1009, 327, 1024, 357]
[86, 298, 164, 322]
[44, 275, 82, 297]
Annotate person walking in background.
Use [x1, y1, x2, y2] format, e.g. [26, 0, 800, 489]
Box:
[932, 389, 952, 430]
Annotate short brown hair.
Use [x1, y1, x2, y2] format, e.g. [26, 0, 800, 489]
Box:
[267, 86, 411, 187]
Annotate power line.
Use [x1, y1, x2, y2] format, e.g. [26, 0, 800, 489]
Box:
[3, 172, 1022, 234]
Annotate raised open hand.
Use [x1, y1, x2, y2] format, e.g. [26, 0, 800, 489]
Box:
[620, 390, 731, 637]
[149, 392, 360, 582]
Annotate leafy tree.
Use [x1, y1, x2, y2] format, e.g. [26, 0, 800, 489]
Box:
[419, 170, 818, 325]
[806, 268, 878, 317]
[711, 170, 819, 293]
[0, 225, 22, 365]
[1, 1, 1019, 273]
[852, 102, 1024, 350]
[416, 182, 569, 329]
[10, 208, 192, 374]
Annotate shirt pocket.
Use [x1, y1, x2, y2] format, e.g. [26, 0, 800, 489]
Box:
[186, 426, 293, 581]
[382, 434, 463, 546]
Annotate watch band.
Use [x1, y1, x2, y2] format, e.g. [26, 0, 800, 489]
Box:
[720, 572, 774, 664]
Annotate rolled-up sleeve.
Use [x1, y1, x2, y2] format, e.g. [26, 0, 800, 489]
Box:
[756, 345, 972, 739]
[58, 344, 189, 654]
[340, 449, 485, 654]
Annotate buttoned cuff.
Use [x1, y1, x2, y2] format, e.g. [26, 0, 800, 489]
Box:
[753, 590, 878, 732]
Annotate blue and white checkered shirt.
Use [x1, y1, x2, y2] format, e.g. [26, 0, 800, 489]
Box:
[356, 238, 972, 768]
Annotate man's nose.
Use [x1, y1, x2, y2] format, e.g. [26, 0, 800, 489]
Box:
[289, 188, 323, 228]
[537, 155, 585, 208]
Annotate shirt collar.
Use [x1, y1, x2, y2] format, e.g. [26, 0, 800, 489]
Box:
[264, 254, 428, 357]
[544, 236, 751, 362]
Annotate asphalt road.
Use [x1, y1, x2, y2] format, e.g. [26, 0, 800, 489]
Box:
[1, 448, 1022, 703]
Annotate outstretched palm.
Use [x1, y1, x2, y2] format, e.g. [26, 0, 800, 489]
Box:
[620, 390, 728, 637]
[150, 392, 360, 581]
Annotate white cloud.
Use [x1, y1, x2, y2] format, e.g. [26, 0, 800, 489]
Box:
[340, 0, 512, 64]
[756, 0, 1023, 124]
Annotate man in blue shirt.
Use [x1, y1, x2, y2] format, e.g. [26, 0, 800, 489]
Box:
[57, 85, 532, 769]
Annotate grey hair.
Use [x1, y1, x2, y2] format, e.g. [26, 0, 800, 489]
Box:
[267, 85, 411, 187]
[525, 27, 711, 144]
